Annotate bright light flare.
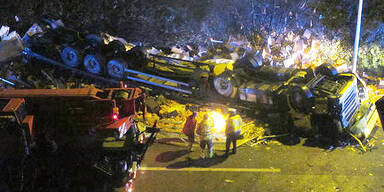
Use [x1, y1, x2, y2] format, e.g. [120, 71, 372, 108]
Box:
[139, 134, 145, 144]
[209, 111, 226, 134]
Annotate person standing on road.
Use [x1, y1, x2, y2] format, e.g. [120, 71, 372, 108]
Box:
[182, 112, 197, 152]
[197, 114, 214, 158]
[225, 109, 243, 156]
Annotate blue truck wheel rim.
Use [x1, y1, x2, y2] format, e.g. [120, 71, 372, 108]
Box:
[61, 47, 79, 67]
[84, 54, 102, 74]
[107, 60, 125, 79]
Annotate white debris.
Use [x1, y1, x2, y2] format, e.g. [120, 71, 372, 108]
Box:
[169, 53, 182, 59]
[378, 80, 384, 89]
[210, 38, 223, 44]
[24, 24, 43, 37]
[0, 26, 10, 41]
[147, 47, 162, 55]
[101, 32, 135, 50]
[14, 16, 20, 22]
[283, 57, 295, 68]
[182, 55, 193, 61]
[229, 40, 245, 48]
[170, 46, 184, 54]
[2, 31, 21, 41]
[230, 52, 239, 60]
[0, 36, 24, 63]
[303, 29, 312, 40]
[197, 46, 207, 57]
[267, 36, 273, 47]
[50, 19, 64, 29]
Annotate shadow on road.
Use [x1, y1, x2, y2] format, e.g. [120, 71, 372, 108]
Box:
[303, 137, 351, 151]
[155, 149, 190, 162]
[275, 134, 301, 146]
[166, 155, 228, 169]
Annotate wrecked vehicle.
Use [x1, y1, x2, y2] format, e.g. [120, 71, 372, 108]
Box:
[6, 19, 381, 143]
[215, 56, 381, 142]
[0, 87, 159, 189]
[21, 18, 237, 95]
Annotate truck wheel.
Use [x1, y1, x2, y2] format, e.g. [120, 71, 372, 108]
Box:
[127, 46, 147, 68]
[288, 85, 314, 114]
[107, 40, 126, 53]
[85, 34, 103, 47]
[83, 54, 105, 75]
[61, 46, 80, 67]
[213, 74, 234, 97]
[107, 58, 128, 79]
[315, 63, 338, 77]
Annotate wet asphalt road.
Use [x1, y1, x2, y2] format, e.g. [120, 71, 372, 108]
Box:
[1, 128, 384, 192]
[123, 130, 384, 192]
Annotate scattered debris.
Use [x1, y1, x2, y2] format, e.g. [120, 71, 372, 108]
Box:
[0, 26, 10, 40]
[136, 96, 266, 146]
[224, 179, 234, 183]
[0, 35, 24, 63]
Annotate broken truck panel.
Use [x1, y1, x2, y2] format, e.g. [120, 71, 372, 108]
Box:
[0, 36, 24, 63]
[1, 98, 27, 125]
[0, 87, 103, 99]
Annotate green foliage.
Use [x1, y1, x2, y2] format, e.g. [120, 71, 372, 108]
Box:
[359, 44, 384, 76]
[365, 0, 384, 23]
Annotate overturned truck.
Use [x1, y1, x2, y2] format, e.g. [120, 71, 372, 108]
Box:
[215, 59, 381, 142]
[18, 19, 382, 142]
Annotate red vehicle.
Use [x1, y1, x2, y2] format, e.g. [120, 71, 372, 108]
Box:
[0, 87, 158, 190]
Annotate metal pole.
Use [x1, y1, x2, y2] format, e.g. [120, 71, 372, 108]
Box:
[352, 0, 364, 73]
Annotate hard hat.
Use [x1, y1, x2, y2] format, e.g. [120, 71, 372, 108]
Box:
[228, 108, 237, 116]
[228, 108, 237, 113]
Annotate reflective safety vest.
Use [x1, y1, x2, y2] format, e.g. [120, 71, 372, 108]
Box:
[198, 119, 213, 140]
[227, 115, 242, 134]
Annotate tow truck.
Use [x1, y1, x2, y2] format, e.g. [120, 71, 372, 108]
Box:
[0, 87, 159, 190]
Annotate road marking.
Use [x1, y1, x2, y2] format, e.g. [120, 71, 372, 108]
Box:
[140, 167, 280, 173]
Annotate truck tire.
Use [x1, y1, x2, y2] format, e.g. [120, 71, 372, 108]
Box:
[288, 85, 314, 113]
[315, 63, 338, 77]
[127, 46, 147, 68]
[107, 58, 128, 80]
[213, 74, 234, 97]
[85, 34, 103, 47]
[61, 46, 80, 67]
[83, 54, 105, 75]
[107, 40, 126, 53]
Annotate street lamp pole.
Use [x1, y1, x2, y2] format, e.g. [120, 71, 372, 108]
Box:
[352, 0, 364, 73]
